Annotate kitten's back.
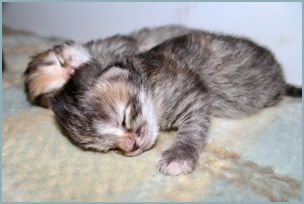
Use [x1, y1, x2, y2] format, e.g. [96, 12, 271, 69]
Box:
[136, 32, 289, 118]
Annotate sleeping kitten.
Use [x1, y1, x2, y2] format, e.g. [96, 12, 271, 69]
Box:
[51, 31, 301, 176]
[24, 25, 191, 107]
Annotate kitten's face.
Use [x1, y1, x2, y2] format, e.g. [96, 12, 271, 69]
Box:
[85, 68, 159, 156]
[52, 64, 159, 156]
[24, 42, 90, 107]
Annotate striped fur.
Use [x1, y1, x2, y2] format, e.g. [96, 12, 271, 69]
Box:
[51, 31, 301, 176]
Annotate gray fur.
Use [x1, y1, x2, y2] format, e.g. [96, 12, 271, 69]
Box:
[51, 30, 300, 175]
[24, 25, 192, 107]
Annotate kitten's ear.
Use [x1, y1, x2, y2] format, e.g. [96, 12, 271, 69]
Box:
[102, 66, 129, 81]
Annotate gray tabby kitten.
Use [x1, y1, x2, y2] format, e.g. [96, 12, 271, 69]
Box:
[24, 25, 191, 107]
[51, 31, 301, 176]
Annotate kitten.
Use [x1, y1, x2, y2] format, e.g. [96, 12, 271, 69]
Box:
[51, 31, 301, 176]
[24, 25, 191, 107]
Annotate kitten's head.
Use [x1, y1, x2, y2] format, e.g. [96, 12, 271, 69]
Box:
[51, 60, 159, 156]
[24, 41, 91, 107]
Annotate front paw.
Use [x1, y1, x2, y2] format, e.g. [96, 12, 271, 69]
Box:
[157, 148, 197, 176]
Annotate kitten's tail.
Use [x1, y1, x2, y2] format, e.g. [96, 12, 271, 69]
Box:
[285, 84, 302, 97]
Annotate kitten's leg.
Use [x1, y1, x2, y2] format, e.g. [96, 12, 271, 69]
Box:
[24, 42, 91, 108]
[157, 95, 211, 176]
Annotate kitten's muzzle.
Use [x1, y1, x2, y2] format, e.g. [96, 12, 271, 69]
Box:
[117, 133, 141, 154]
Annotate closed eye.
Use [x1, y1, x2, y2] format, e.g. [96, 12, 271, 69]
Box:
[42, 61, 56, 66]
[122, 110, 126, 128]
[56, 54, 65, 66]
[122, 109, 133, 132]
[136, 122, 146, 136]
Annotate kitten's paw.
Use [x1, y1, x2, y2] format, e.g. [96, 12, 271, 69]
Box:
[157, 149, 197, 176]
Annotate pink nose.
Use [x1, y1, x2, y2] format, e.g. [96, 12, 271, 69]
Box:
[117, 134, 139, 153]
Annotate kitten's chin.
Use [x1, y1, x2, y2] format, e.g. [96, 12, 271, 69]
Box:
[122, 144, 153, 157]
[123, 148, 144, 157]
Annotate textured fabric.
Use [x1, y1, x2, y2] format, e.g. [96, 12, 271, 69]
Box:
[2, 27, 302, 202]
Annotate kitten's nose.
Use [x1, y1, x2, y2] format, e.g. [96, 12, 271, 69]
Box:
[117, 135, 139, 153]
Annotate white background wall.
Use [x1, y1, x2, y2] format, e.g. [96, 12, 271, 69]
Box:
[3, 2, 302, 84]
